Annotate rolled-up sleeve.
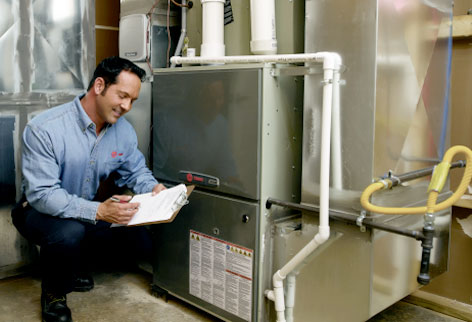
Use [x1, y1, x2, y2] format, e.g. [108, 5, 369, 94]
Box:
[22, 124, 99, 223]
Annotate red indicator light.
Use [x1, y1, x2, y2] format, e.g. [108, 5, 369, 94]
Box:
[186, 173, 193, 182]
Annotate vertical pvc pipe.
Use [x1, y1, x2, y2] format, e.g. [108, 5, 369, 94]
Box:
[319, 67, 334, 229]
[250, 53, 340, 322]
[285, 274, 296, 322]
[249, 0, 277, 54]
[200, 0, 225, 58]
[331, 70, 343, 190]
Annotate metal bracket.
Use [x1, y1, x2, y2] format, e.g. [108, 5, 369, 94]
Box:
[356, 211, 367, 232]
[321, 78, 333, 85]
[386, 169, 401, 187]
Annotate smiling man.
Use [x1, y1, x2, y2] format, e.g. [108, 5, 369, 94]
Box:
[11, 57, 165, 322]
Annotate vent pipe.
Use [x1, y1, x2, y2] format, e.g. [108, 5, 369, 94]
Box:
[200, 0, 225, 57]
[250, 0, 277, 54]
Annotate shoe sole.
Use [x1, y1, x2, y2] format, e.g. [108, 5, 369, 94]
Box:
[43, 316, 72, 322]
[72, 285, 94, 292]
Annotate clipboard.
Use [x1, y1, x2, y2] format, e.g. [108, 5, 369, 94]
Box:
[127, 184, 195, 227]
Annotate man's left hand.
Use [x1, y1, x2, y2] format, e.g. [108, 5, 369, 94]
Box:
[151, 183, 167, 195]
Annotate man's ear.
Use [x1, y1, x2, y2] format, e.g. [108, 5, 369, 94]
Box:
[93, 77, 106, 95]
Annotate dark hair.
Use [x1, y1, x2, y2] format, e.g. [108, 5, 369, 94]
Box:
[87, 56, 146, 91]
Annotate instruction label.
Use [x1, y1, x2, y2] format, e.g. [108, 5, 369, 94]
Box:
[189, 230, 253, 322]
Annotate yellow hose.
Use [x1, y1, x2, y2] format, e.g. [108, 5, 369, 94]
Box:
[360, 145, 472, 215]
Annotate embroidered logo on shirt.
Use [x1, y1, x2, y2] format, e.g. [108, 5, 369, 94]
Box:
[111, 151, 124, 158]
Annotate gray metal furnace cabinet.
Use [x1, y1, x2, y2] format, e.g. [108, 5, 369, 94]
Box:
[151, 65, 303, 322]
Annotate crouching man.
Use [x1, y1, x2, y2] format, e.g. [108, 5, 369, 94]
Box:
[12, 56, 165, 322]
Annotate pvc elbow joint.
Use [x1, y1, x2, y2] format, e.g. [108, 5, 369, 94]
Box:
[273, 270, 285, 286]
[321, 52, 342, 71]
[331, 52, 342, 70]
[315, 226, 330, 244]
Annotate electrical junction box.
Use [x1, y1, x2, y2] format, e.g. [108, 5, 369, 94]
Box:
[119, 14, 149, 62]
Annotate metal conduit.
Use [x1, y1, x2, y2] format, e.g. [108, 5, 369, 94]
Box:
[265, 198, 425, 240]
[383, 160, 466, 187]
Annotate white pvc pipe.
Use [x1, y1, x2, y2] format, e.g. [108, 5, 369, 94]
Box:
[249, 0, 277, 54]
[268, 53, 341, 322]
[200, 0, 225, 57]
[274, 61, 336, 276]
[170, 52, 335, 65]
[285, 274, 296, 322]
[319, 70, 333, 230]
[170, 0, 188, 68]
[331, 70, 343, 190]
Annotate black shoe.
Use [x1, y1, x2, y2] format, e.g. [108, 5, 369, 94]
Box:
[72, 273, 94, 292]
[41, 291, 72, 322]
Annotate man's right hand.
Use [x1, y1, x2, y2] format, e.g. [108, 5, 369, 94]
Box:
[96, 195, 140, 224]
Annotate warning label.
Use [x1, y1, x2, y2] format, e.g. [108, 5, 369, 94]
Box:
[189, 230, 253, 322]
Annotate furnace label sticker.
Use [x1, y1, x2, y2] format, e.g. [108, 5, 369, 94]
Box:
[189, 230, 253, 322]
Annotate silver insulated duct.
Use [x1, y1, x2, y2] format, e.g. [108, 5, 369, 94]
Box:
[0, 0, 95, 278]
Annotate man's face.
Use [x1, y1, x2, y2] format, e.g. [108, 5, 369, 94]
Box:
[95, 71, 141, 124]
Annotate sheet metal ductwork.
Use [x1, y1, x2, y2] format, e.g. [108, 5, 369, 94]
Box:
[281, 1, 454, 321]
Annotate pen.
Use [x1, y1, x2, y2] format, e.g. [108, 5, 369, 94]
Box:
[110, 197, 129, 203]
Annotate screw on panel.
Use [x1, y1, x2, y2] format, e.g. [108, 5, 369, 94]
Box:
[213, 227, 220, 235]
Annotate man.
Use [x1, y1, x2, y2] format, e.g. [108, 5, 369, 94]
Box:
[11, 56, 165, 322]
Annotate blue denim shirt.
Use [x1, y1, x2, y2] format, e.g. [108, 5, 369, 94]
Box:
[22, 95, 158, 223]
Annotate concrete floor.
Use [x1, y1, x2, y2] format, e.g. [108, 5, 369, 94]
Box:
[0, 269, 465, 322]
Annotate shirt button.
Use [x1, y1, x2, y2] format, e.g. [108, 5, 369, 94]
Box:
[86, 178, 90, 182]
[90, 160, 95, 164]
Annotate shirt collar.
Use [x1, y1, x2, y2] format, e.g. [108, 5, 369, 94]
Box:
[74, 94, 112, 133]
[74, 94, 95, 132]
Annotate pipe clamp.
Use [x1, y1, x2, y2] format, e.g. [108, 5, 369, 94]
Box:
[356, 211, 367, 232]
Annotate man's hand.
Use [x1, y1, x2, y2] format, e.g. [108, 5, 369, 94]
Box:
[96, 195, 140, 224]
[151, 183, 167, 195]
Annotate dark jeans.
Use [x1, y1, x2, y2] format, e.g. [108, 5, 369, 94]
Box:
[11, 203, 152, 295]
